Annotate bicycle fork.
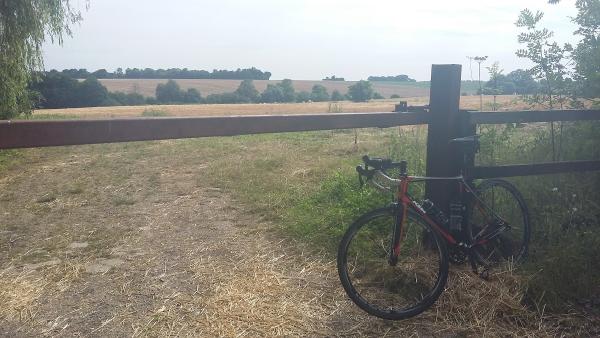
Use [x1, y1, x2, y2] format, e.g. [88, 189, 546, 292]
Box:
[389, 179, 410, 266]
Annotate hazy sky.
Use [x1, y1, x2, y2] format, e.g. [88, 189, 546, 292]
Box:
[42, 0, 579, 81]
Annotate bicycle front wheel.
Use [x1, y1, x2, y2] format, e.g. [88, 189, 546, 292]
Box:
[337, 207, 449, 320]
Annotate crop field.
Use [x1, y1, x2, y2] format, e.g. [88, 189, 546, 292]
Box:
[32, 95, 526, 119]
[1, 99, 598, 336]
[99, 79, 433, 98]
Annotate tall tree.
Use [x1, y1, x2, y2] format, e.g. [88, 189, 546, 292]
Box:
[348, 80, 374, 102]
[0, 0, 84, 119]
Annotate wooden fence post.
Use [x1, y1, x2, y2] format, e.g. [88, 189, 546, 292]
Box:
[425, 64, 473, 213]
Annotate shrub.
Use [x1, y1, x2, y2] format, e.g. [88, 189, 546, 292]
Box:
[295, 91, 311, 102]
[347, 80, 374, 102]
[373, 92, 385, 100]
[235, 79, 260, 103]
[155, 80, 183, 103]
[310, 84, 330, 102]
[141, 108, 169, 117]
[390, 94, 401, 99]
[331, 90, 345, 101]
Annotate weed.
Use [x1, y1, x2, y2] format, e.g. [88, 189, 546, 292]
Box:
[36, 193, 56, 203]
[141, 109, 169, 117]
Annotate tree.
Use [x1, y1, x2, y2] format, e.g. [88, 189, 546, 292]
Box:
[77, 77, 108, 107]
[295, 91, 311, 102]
[183, 88, 202, 103]
[156, 80, 183, 103]
[234, 79, 259, 102]
[348, 80, 374, 102]
[279, 79, 296, 102]
[506, 69, 538, 94]
[516, 9, 571, 109]
[331, 90, 345, 101]
[310, 84, 329, 102]
[0, 1, 83, 119]
[30, 71, 80, 108]
[260, 84, 284, 103]
[570, 0, 600, 105]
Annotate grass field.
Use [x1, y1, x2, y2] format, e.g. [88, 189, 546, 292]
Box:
[2, 98, 598, 335]
[98, 79, 466, 98]
[31, 95, 527, 119]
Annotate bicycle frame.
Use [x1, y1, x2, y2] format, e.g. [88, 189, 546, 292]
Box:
[388, 173, 510, 273]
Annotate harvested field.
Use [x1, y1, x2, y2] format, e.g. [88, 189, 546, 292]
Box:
[98, 79, 430, 98]
[32, 95, 526, 119]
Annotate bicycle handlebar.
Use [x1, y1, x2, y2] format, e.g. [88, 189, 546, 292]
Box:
[357, 155, 407, 190]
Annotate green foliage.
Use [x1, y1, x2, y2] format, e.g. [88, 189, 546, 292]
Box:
[141, 108, 169, 117]
[259, 79, 295, 103]
[571, 0, 600, 104]
[77, 77, 108, 107]
[515, 9, 572, 108]
[295, 91, 311, 102]
[348, 80, 374, 102]
[390, 94, 401, 99]
[286, 172, 388, 245]
[107, 91, 146, 106]
[279, 79, 296, 102]
[310, 84, 330, 102]
[331, 90, 345, 101]
[205, 92, 244, 104]
[367, 74, 416, 82]
[155, 79, 183, 103]
[0, 0, 83, 119]
[155, 80, 202, 104]
[260, 84, 283, 103]
[234, 79, 259, 103]
[373, 92, 385, 100]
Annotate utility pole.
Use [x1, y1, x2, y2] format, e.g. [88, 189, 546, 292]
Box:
[467, 56, 488, 111]
[475, 56, 487, 111]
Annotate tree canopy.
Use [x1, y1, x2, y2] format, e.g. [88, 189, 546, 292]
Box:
[0, 0, 83, 119]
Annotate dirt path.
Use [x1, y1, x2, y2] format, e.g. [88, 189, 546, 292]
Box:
[0, 144, 419, 337]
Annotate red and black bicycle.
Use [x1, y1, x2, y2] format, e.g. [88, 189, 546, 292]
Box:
[337, 135, 531, 320]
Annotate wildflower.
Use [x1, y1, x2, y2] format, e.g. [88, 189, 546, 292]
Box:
[552, 187, 558, 192]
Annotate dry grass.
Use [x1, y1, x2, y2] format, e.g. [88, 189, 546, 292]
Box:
[98, 79, 430, 98]
[32, 95, 527, 119]
[2, 104, 596, 336]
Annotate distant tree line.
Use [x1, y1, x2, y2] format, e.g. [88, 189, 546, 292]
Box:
[480, 69, 539, 95]
[323, 75, 345, 81]
[368, 74, 416, 82]
[56, 67, 272, 80]
[30, 72, 389, 109]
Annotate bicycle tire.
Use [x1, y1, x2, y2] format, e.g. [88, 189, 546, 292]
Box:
[468, 179, 531, 265]
[337, 206, 449, 320]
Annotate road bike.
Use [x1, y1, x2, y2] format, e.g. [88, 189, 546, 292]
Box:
[337, 135, 531, 320]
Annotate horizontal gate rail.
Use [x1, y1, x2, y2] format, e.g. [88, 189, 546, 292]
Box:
[0, 112, 429, 150]
[472, 160, 600, 179]
[470, 109, 600, 124]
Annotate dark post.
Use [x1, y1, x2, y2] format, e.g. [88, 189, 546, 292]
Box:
[425, 64, 473, 214]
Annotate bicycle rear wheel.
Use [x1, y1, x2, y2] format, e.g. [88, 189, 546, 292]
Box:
[468, 179, 531, 265]
[337, 207, 449, 320]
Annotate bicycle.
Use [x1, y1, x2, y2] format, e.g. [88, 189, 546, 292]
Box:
[337, 135, 531, 320]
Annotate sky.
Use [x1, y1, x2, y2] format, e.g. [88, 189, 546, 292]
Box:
[42, 0, 580, 81]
